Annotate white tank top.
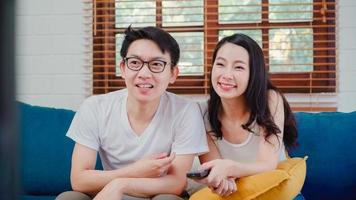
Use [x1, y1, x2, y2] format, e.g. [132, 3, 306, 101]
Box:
[214, 133, 286, 163]
[198, 101, 286, 163]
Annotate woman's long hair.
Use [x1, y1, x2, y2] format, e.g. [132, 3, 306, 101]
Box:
[208, 34, 297, 151]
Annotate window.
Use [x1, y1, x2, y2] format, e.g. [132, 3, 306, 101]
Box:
[87, 0, 336, 110]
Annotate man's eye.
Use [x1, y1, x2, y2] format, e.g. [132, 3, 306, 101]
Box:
[151, 61, 164, 67]
[130, 60, 140, 65]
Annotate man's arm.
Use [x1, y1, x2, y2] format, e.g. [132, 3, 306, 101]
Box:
[94, 154, 194, 199]
[70, 143, 175, 195]
[124, 154, 194, 196]
[70, 143, 124, 195]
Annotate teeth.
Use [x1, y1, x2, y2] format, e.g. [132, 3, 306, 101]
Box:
[220, 83, 235, 88]
[137, 84, 153, 88]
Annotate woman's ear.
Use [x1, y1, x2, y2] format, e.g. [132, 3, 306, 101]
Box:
[119, 60, 126, 78]
[169, 66, 179, 84]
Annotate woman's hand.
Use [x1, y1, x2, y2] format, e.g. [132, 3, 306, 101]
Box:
[201, 159, 237, 183]
[210, 178, 237, 196]
[194, 159, 238, 196]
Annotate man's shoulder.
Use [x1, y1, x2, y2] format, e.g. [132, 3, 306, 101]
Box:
[163, 92, 207, 118]
[90, 89, 126, 102]
[82, 89, 126, 110]
[164, 92, 196, 109]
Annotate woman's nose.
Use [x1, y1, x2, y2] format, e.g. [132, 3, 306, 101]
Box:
[221, 67, 234, 80]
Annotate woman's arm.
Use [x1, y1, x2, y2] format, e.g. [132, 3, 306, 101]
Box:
[197, 134, 237, 197]
[199, 133, 222, 164]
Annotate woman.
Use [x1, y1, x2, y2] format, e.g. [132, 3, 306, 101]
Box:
[193, 33, 301, 198]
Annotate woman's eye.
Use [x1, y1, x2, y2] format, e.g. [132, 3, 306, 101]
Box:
[216, 63, 224, 67]
[235, 66, 244, 70]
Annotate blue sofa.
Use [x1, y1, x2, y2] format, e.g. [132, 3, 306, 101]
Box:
[18, 102, 356, 200]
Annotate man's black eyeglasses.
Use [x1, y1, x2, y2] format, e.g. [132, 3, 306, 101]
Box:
[124, 57, 170, 73]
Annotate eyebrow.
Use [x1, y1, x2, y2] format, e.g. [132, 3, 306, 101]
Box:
[216, 57, 247, 65]
[128, 54, 167, 61]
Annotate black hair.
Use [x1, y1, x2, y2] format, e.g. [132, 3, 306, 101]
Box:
[120, 26, 180, 66]
[208, 33, 298, 151]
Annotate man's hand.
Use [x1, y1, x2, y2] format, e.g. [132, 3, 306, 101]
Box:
[93, 178, 128, 200]
[130, 152, 176, 178]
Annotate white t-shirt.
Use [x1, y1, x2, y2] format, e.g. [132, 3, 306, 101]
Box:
[198, 101, 286, 163]
[67, 89, 208, 170]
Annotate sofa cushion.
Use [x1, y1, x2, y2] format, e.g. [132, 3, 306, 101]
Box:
[189, 157, 307, 200]
[255, 157, 307, 200]
[19, 102, 75, 196]
[290, 112, 356, 200]
[21, 195, 55, 200]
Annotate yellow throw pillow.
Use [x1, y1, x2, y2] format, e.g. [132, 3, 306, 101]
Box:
[189, 157, 307, 200]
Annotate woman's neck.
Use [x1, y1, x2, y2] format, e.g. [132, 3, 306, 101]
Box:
[220, 97, 250, 122]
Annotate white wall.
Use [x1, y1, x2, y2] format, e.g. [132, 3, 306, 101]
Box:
[15, 0, 356, 111]
[15, 0, 91, 110]
[338, 0, 356, 111]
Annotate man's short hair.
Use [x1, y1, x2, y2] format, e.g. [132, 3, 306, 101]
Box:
[120, 26, 180, 66]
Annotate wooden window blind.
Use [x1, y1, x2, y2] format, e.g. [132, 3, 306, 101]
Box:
[85, 0, 336, 111]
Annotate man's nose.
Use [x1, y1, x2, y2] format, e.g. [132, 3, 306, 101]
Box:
[137, 63, 152, 78]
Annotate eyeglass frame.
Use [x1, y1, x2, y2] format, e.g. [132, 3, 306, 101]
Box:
[123, 56, 172, 73]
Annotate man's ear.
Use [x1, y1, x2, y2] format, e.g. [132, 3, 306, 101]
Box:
[169, 66, 179, 84]
[119, 60, 126, 78]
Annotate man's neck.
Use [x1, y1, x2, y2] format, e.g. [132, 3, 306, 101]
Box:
[126, 96, 160, 123]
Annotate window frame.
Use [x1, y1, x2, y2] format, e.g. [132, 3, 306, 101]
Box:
[92, 0, 336, 95]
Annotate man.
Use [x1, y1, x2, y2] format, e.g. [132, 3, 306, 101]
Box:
[56, 26, 208, 200]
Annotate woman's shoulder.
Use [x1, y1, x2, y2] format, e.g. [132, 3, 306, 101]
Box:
[196, 100, 215, 133]
[267, 89, 284, 113]
[197, 100, 209, 113]
[268, 89, 282, 101]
